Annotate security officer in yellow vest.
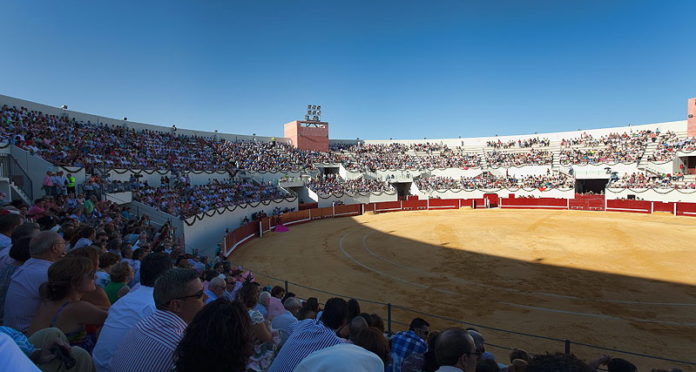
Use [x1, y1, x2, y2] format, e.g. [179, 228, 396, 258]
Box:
[66, 173, 77, 196]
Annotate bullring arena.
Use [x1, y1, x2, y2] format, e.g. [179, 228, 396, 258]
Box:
[232, 206, 696, 371]
[2, 92, 696, 371]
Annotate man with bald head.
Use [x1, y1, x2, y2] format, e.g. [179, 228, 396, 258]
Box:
[4, 231, 66, 332]
[435, 327, 479, 372]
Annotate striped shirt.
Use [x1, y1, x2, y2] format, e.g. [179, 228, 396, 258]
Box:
[110, 310, 187, 372]
[268, 319, 346, 372]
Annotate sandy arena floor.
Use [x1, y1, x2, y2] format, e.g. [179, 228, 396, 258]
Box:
[231, 209, 696, 370]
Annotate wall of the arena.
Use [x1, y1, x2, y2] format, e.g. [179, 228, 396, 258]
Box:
[362, 121, 686, 148]
[106, 169, 233, 187]
[182, 198, 298, 257]
[129, 200, 185, 239]
[246, 170, 318, 183]
[10, 145, 86, 198]
[0, 94, 287, 144]
[313, 191, 398, 208]
[605, 188, 696, 203]
[105, 191, 132, 205]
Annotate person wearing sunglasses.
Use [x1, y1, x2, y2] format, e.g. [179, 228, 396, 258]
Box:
[434, 327, 479, 372]
[110, 268, 206, 372]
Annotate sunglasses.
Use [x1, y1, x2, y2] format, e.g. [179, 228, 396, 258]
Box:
[173, 289, 205, 301]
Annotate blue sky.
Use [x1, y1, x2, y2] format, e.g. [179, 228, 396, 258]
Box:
[1, 0, 694, 140]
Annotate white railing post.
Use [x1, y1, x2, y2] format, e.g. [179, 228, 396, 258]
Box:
[258, 221, 263, 238]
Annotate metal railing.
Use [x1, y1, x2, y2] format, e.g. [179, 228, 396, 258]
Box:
[246, 269, 696, 369]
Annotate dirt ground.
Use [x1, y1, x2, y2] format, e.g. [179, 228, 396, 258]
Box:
[231, 209, 696, 371]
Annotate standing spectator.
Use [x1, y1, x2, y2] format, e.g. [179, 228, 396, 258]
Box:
[4, 231, 66, 332]
[92, 252, 172, 372]
[173, 299, 254, 372]
[387, 318, 430, 372]
[66, 173, 77, 196]
[110, 268, 206, 372]
[43, 171, 54, 196]
[268, 297, 349, 372]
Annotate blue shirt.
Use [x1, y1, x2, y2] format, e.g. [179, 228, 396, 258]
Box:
[387, 330, 427, 372]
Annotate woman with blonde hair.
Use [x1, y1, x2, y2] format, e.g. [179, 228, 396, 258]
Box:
[28, 256, 108, 353]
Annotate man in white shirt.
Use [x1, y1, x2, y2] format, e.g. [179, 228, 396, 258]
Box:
[92, 252, 172, 372]
[434, 328, 478, 372]
[3, 231, 65, 332]
[271, 296, 301, 347]
[203, 277, 225, 304]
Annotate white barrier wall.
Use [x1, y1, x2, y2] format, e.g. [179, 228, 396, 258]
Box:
[605, 188, 696, 203]
[129, 200, 185, 239]
[182, 198, 298, 257]
[105, 191, 132, 205]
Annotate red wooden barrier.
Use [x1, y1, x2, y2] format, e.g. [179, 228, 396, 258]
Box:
[501, 197, 567, 210]
[279, 210, 311, 225]
[676, 202, 696, 217]
[299, 202, 318, 210]
[652, 201, 675, 214]
[402, 199, 428, 210]
[428, 198, 460, 209]
[569, 194, 605, 211]
[224, 221, 259, 256]
[606, 199, 651, 213]
[363, 203, 376, 212]
[472, 199, 487, 208]
[334, 204, 361, 216]
[311, 207, 333, 219]
[374, 201, 402, 213]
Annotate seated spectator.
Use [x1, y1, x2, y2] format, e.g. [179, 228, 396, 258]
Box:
[434, 327, 479, 372]
[268, 297, 349, 372]
[28, 256, 108, 354]
[267, 286, 286, 319]
[173, 299, 254, 372]
[402, 331, 440, 372]
[271, 297, 301, 348]
[0, 325, 95, 372]
[204, 277, 226, 304]
[254, 290, 271, 320]
[110, 268, 205, 372]
[238, 280, 276, 371]
[526, 353, 593, 372]
[294, 326, 388, 372]
[297, 297, 320, 320]
[0, 213, 23, 265]
[0, 236, 32, 324]
[387, 317, 430, 372]
[96, 252, 120, 288]
[92, 252, 172, 371]
[104, 262, 133, 304]
[4, 231, 66, 332]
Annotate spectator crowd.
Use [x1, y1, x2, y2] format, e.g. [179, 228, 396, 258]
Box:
[416, 172, 574, 191]
[307, 175, 394, 195]
[132, 179, 288, 219]
[486, 137, 550, 149]
[608, 172, 695, 189]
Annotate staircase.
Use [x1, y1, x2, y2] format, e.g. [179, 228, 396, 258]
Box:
[548, 141, 563, 170]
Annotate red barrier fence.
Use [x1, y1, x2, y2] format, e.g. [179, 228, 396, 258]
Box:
[501, 197, 568, 210]
[223, 197, 696, 256]
[606, 199, 652, 214]
[402, 199, 428, 210]
[652, 201, 675, 213]
[676, 202, 696, 217]
[428, 198, 460, 209]
[374, 201, 402, 213]
[299, 202, 318, 210]
[334, 204, 361, 216]
[569, 194, 605, 211]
